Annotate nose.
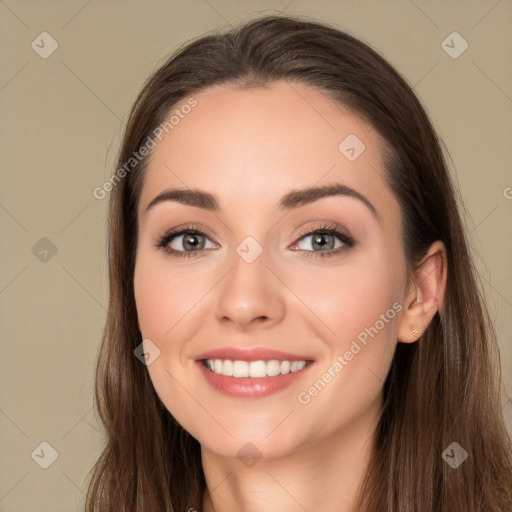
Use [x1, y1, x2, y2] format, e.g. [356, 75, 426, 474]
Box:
[214, 246, 285, 331]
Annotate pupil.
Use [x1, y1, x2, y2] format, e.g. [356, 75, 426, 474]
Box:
[313, 234, 333, 251]
[184, 234, 204, 250]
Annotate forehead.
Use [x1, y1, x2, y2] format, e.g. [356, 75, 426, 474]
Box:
[138, 80, 395, 222]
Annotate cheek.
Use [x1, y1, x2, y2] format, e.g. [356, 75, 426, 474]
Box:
[331, 265, 400, 348]
[133, 268, 175, 339]
[290, 249, 404, 396]
[290, 250, 403, 348]
[133, 252, 210, 438]
[284, 260, 403, 442]
[134, 250, 208, 341]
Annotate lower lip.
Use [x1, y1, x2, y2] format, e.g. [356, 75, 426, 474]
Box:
[196, 361, 315, 398]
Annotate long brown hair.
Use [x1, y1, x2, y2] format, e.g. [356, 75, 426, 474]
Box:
[85, 14, 512, 511]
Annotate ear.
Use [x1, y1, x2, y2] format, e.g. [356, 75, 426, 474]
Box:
[397, 240, 447, 343]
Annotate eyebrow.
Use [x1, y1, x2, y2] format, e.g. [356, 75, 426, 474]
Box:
[144, 183, 379, 220]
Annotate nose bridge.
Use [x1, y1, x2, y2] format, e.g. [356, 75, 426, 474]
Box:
[214, 232, 284, 328]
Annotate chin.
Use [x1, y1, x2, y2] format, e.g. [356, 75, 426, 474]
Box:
[198, 432, 303, 464]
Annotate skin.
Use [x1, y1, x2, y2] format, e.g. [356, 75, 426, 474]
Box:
[133, 80, 447, 512]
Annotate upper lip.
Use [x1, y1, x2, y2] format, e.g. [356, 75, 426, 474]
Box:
[195, 347, 315, 362]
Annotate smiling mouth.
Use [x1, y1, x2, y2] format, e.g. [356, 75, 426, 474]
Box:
[201, 358, 313, 378]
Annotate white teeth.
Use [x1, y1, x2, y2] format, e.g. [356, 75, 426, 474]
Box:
[222, 359, 233, 376]
[233, 360, 249, 377]
[204, 358, 309, 378]
[266, 359, 281, 377]
[249, 360, 267, 378]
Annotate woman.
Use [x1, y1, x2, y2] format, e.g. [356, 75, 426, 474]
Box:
[85, 14, 512, 512]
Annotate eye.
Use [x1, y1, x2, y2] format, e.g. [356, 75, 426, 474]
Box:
[290, 224, 355, 259]
[154, 223, 355, 260]
[155, 225, 217, 259]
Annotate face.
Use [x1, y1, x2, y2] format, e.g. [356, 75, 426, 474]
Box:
[133, 80, 409, 460]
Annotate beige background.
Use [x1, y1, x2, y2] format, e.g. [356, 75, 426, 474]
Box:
[0, 1, 511, 510]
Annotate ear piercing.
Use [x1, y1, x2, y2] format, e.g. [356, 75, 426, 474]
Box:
[411, 327, 420, 337]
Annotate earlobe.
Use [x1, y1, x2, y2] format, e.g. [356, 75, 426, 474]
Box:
[397, 241, 447, 343]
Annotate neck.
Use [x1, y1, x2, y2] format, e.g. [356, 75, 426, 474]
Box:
[201, 394, 381, 512]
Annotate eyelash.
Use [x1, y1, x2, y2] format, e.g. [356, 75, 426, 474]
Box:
[154, 223, 355, 260]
